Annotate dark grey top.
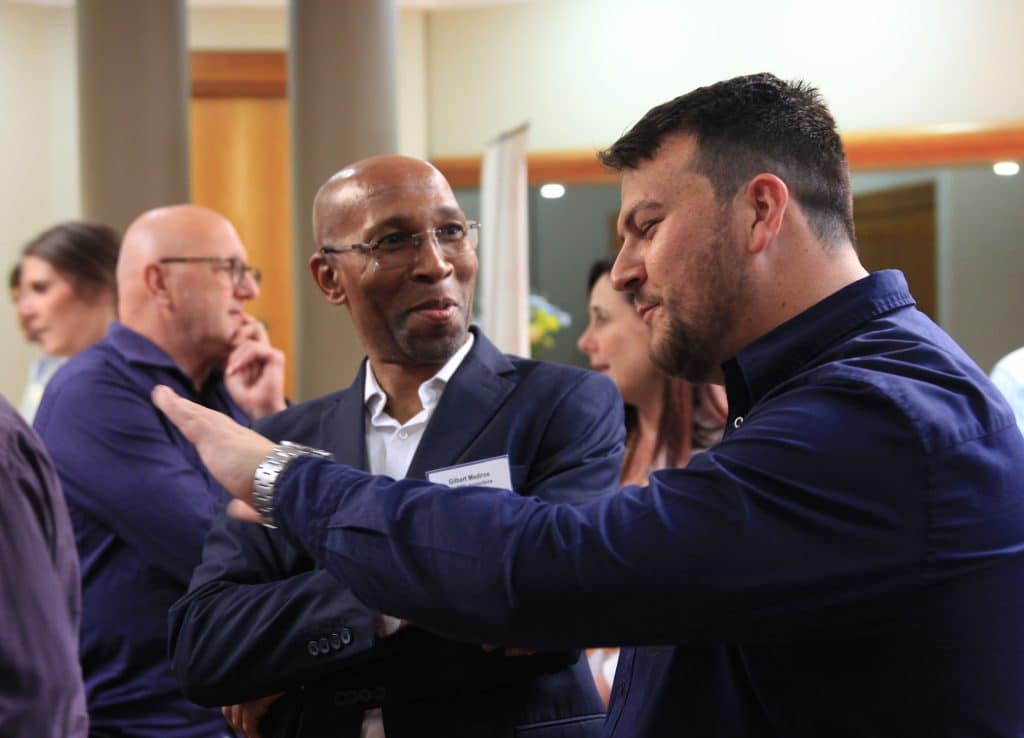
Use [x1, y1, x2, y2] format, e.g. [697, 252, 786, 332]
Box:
[0, 394, 87, 738]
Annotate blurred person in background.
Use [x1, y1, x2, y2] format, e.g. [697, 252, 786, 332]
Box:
[577, 256, 727, 702]
[990, 346, 1024, 434]
[14, 221, 120, 422]
[0, 392, 87, 738]
[9, 262, 27, 334]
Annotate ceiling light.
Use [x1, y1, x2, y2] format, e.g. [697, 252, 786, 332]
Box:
[993, 161, 1020, 176]
[539, 183, 566, 199]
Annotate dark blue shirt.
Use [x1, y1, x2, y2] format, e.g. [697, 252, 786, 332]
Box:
[35, 323, 243, 738]
[271, 271, 1024, 737]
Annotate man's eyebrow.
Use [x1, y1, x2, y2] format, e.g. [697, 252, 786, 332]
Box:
[367, 207, 466, 234]
[367, 216, 415, 233]
[618, 199, 660, 237]
[434, 205, 465, 220]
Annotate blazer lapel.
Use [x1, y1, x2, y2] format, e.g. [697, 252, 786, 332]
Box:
[318, 361, 370, 471]
[407, 329, 517, 479]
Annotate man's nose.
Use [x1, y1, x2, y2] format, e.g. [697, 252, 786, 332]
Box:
[411, 236, 455, 280]
[610, 239, 646, 295]
[235, 272, 260, 300]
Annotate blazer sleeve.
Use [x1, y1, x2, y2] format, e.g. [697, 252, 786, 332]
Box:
[517, 369, 625, 505]
[167, 514, 379, 706]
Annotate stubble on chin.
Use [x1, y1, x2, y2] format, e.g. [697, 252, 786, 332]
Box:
[394, 316, 470, 365]
[650, 310, 718, 383]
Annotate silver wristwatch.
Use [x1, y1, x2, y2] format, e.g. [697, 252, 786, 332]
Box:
[252, 441, 334, 528]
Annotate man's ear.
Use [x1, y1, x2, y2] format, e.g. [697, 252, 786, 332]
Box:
[308, 253, 347, 305]
[740, 173, 789, 255]
[143, 263, 171, 305]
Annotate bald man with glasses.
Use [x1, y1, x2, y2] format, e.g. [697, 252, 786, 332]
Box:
[167, 156, 623, 738]
[35, 204, 286, 738]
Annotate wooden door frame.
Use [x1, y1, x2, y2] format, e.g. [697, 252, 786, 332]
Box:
[191, 51, 286, 98]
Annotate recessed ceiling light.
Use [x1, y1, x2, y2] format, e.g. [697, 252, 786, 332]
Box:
[539, 183, 566, 199]
[993, 161, 1020, 176]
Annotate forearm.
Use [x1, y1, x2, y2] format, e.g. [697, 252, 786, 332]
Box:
[169, 570, 378, 705]
[308, 627, 578, 706]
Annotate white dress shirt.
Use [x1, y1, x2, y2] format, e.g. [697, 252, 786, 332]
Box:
[359, 333, 474, 738]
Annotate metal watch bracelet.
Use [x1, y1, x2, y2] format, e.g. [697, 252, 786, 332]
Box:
[251, 441, 334, 528]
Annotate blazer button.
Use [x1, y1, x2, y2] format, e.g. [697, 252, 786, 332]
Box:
[340, 627, 353, 645]
[329, 632, 342, 650]
[318, 637, 330, 654]
[307, 640, 319, 656]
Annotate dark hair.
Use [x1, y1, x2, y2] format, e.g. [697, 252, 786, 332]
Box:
[8, 262, 20, 292]
[587, 257, 615, 292]
[22, 221, 121, 296]
[586, 259, 726, 476]
[598, 72, 855, 247]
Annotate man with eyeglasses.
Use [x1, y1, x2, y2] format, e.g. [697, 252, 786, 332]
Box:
[166, 156, 623, 738]
[35, 204, 286, 738]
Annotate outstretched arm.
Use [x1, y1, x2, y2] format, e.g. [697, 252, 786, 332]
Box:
[155, 379, 931, 650]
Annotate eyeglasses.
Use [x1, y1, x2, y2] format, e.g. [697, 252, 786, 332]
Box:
[318, 221, 481, 270]
[158, 257, 261, 287]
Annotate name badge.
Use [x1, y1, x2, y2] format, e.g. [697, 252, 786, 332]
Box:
[427, 454, 514, 491]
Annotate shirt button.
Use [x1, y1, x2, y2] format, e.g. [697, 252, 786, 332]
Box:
[307, 640, 320, 656]
[398, 430, 409, 440]
[341, 627, 353, 645]
[318, 637, 330, 654]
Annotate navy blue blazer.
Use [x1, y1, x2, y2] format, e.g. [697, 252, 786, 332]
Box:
[168, 330, 624, 738]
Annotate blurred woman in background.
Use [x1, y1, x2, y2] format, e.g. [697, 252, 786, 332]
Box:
[15, 221, 120, 421]
[577, 257, 728, 701]
[578, 257, 727, 484]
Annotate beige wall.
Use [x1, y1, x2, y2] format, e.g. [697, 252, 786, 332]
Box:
[188, 5, 288, 48]
[426, 0, 1024, 156]
[0, 2, 79, 405]
[397, 8, 428, 158]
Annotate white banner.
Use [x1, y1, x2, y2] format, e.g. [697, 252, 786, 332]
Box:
[478, 123, 530, 357]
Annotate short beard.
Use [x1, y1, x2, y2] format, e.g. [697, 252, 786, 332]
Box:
[651, 312, 720, 382]
[649, 217, 744, 383]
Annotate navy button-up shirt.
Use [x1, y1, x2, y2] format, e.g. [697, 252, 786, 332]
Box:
[35, 323, 245, 738]
[270, 270, 1024, 737]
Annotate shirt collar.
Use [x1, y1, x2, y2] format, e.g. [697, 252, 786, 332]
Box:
[363, 332, 476, 422]
[106, 321, 224, 390]
[108, 322, 185, 371]
[722, 269, 916, 417]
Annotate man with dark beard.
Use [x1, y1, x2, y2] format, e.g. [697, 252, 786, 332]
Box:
[155, 75, 1024, 738]
[168, 156, 623, 738]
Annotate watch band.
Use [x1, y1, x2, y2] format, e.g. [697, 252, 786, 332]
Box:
[252, 441, 334, 528]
